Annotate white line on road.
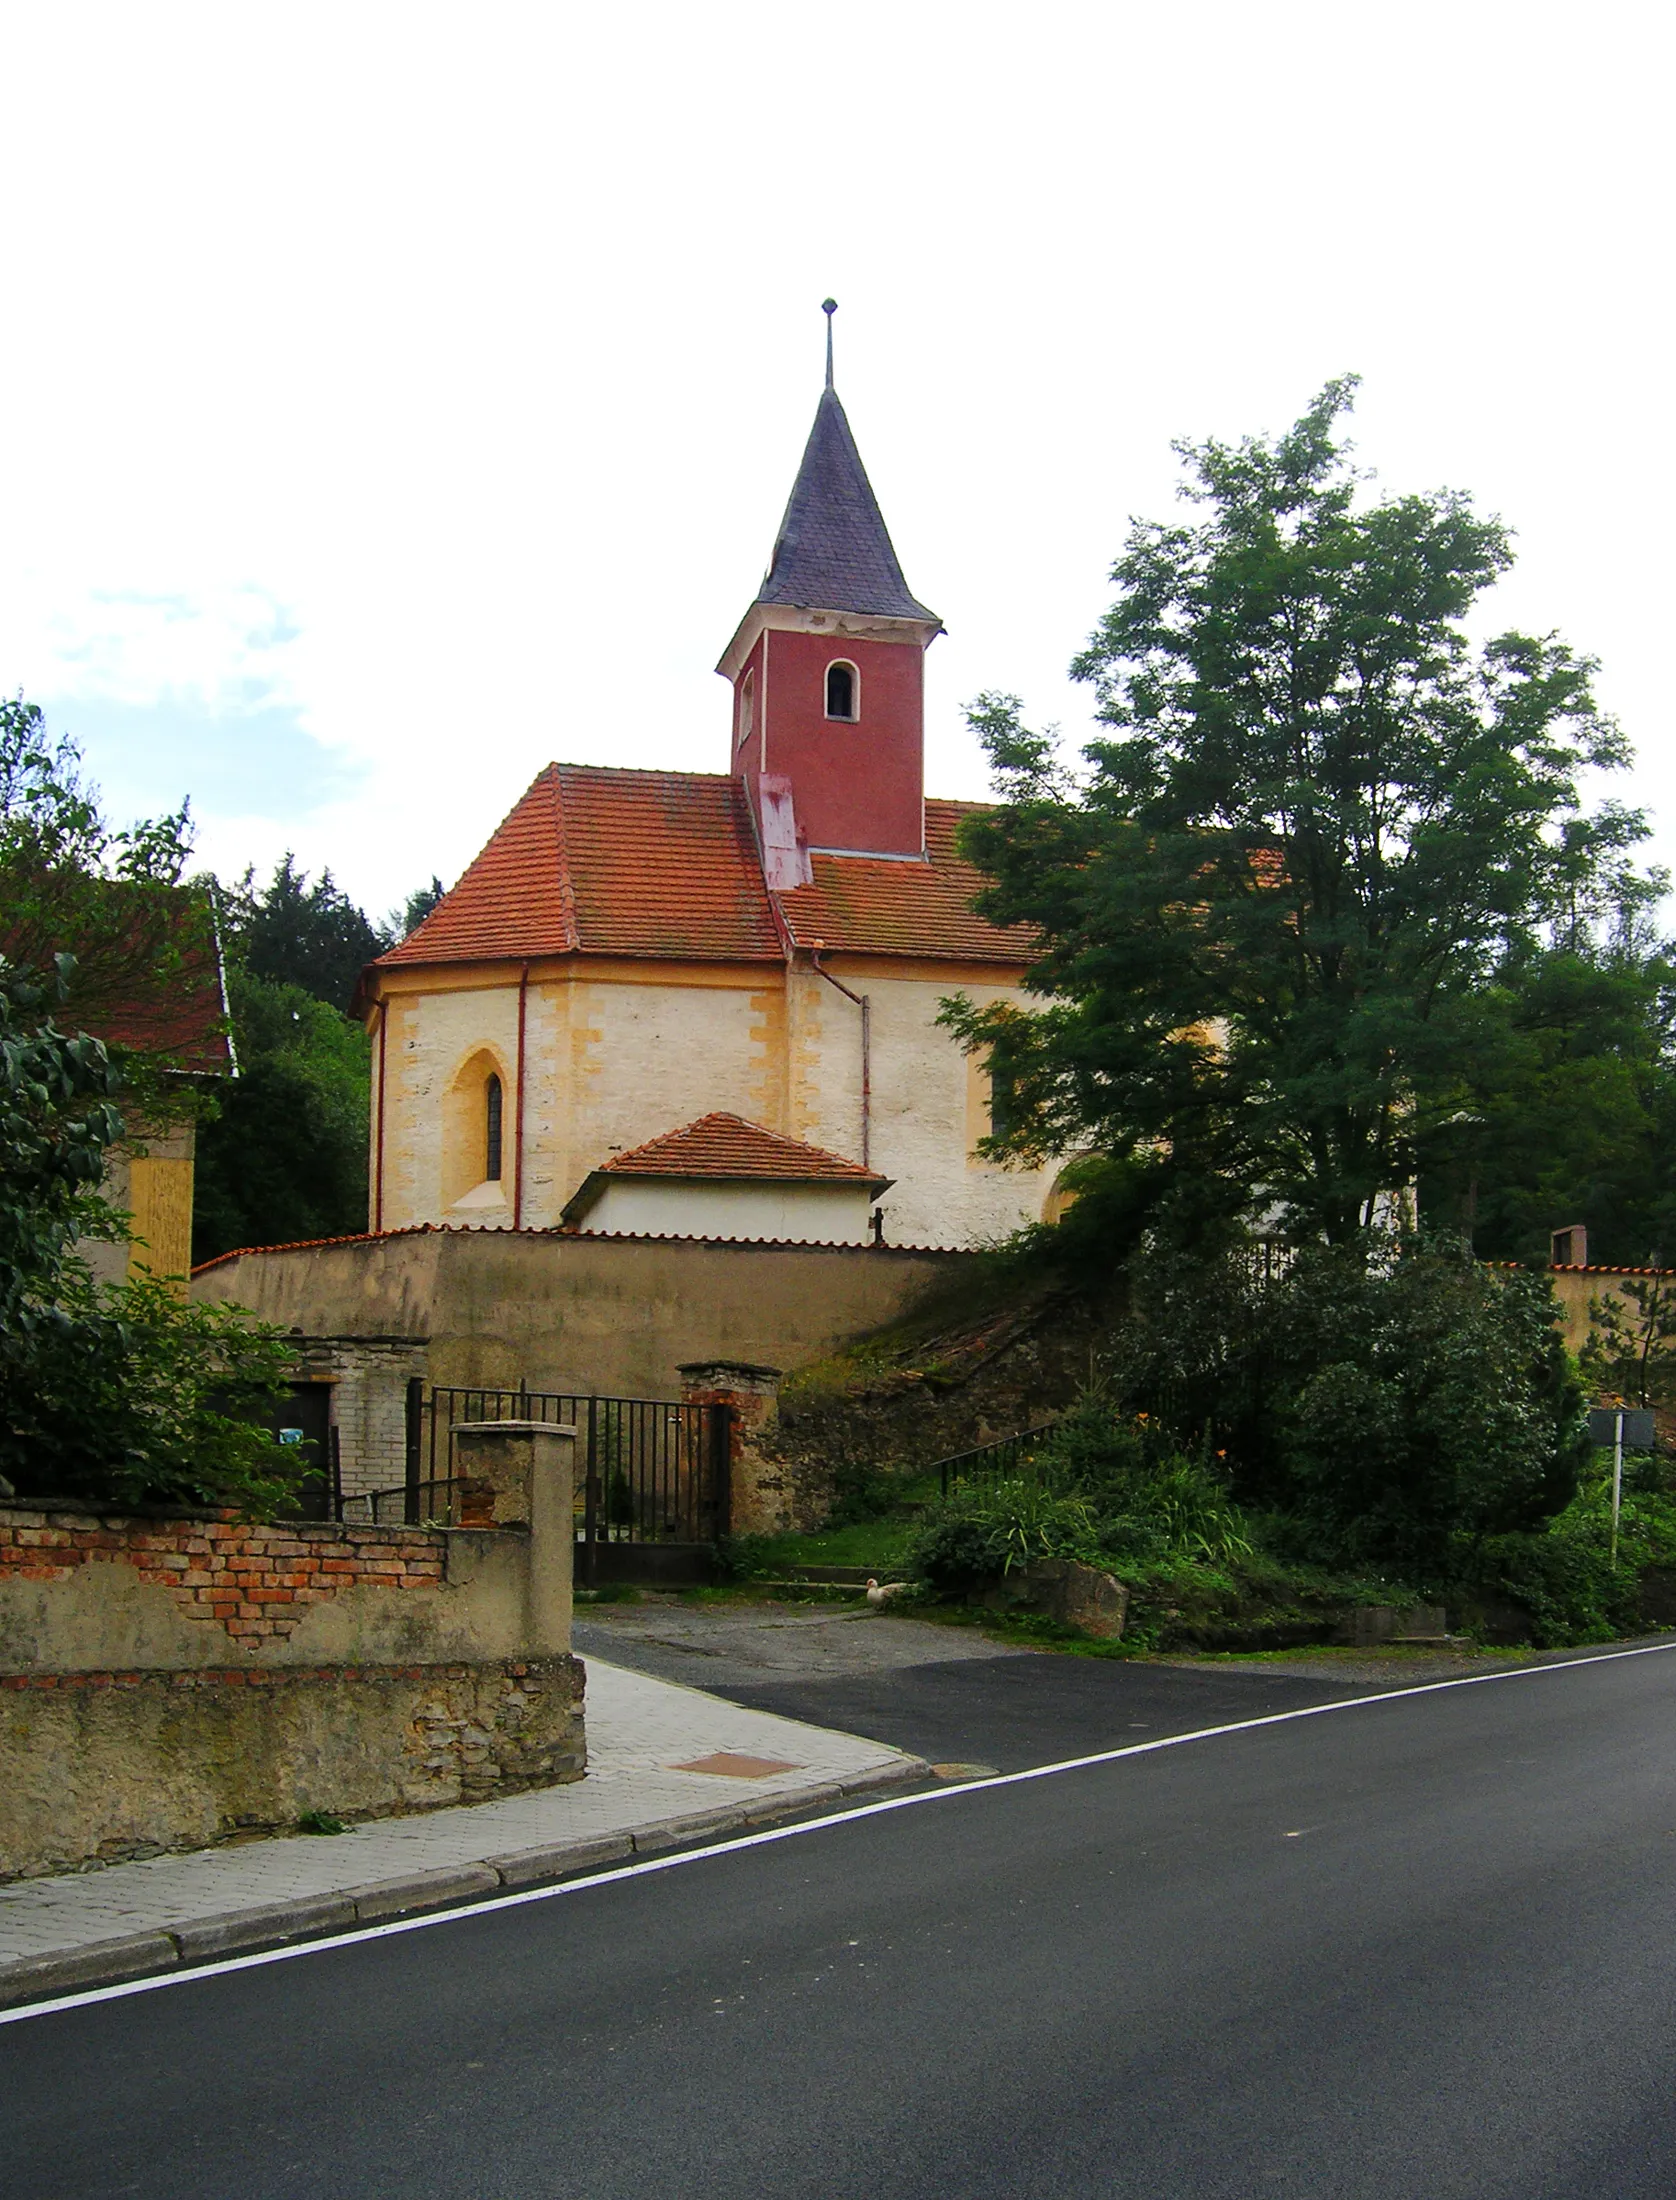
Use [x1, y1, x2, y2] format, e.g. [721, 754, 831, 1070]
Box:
[6, 1634, 1674, 2027]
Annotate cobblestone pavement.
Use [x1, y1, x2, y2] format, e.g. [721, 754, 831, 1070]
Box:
[0, 1658, 921, 1975]
[574, 1600, 1031, 1689]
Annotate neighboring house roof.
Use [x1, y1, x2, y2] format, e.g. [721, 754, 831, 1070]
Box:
[371, 767, 1030, 981]
[603, 1112, 885, 1184]
[561, 1111, 891, 1228]
[758, 386, 940, 626]
[97, 951, 233, 1076]
[0, 882, 233, 1076]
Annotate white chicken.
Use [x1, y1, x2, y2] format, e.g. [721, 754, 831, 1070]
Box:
[864, 1578, 910, 1608]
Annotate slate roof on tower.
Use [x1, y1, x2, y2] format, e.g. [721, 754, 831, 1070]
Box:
[757, 387, 940, 625]
[368, 765, 1033, 981]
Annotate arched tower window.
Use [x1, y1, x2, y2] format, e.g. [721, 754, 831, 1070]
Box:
[825, 660, 858, 721]
[736, 669, 755, 751]
[485, 1073, 504, 1182]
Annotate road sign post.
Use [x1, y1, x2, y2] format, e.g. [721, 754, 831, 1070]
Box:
[1586, 1405, 1658, 1564]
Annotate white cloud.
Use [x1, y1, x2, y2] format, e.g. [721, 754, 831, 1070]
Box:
[0, 0, 1667, 912]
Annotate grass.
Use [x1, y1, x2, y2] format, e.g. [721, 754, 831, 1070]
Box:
[730, 1522, 921, 1575]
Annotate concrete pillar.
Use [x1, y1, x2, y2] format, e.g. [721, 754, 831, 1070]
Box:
[677, 1362, 785, 1535]
[450, 1421, 576, 1655]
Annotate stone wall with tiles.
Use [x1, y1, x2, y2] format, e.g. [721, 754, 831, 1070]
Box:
[0, 1422, 582, 1879]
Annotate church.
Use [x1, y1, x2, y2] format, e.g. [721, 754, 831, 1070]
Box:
[356, 332, 1061, 1251]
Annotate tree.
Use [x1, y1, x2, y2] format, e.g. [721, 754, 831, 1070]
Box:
[1107, 1234, 1586, 1565]
[191, 856, 405, 1259]
[222, 854, 388, 1010]
[0, 957, 124, 1340]
[1418, 921, 1676, 1266]
[192, 972, 371, 1261]
[395, 875, 445, 939]
[942, 381, 1644, 1253]
[0, 697, 209, 1055]
[0, 959, 298, 1511]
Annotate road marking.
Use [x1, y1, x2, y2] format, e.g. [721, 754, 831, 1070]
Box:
[6, 1635, 1674, 2027]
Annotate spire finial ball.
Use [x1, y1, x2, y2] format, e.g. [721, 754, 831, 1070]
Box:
[822, 298, 837, 315]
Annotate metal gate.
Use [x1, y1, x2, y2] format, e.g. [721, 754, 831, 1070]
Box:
[340, 1384, 732, 1578]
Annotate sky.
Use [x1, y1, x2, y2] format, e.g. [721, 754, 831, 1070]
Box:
[0, 1, 1669, 923]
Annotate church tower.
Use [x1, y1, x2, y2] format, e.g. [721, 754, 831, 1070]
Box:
[717, 304, 942, 888]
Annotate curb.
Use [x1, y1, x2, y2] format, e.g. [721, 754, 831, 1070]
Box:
[0, 1755, 928, 2013]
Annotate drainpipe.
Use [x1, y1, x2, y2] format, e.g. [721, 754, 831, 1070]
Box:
[810, 943, 870, 1169]
[513, 962, 530, 1230]
[373, 996, 389, 1232]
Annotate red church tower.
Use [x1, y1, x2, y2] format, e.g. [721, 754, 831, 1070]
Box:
[717, 304, 942, 888]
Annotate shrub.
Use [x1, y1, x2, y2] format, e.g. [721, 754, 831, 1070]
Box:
[0, 1266, 300, 1515]
[1030, 1395, 1253, 1563]
[1109, 1235, 1586, 1568]
[910, 1480, 1101, 1591]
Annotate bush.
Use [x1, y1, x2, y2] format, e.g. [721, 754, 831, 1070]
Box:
[910, 1480, 1102, 1592]
[1109, 1235, 1586, 1568]
[1030, 1396, 1252, 1563]
[0, 1266, 302, 1515]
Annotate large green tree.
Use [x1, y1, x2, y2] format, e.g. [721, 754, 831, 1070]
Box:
[221, 853, 388, 1010]
[192, 971, 373, 1261]
[944, 381, 1649, 1251]
[1420, 916, 1676, 1267]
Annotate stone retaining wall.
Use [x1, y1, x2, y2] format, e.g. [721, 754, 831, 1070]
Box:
[0, 1423, 583, 1880]
[0, 1654, 583, 1877]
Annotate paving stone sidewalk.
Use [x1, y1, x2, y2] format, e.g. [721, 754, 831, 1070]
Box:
[0, 1658, 926, 2009]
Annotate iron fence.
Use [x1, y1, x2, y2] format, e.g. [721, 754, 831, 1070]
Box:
[339, 1477, 463, 1527]
[935, 1421, 1061, 1500]
[336, 1384, 731, 1568]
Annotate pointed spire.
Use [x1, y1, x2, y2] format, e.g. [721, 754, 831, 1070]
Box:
[756, 310, 939, 625]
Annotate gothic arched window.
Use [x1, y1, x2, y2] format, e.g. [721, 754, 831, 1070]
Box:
[485, 1073, 504, 1182]
[825, 660, 858, 721]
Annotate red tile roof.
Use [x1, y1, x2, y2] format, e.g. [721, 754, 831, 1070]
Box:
[371, 767, 1029, 981]
[599, 1112, 884, 1185]
[377, 766, 781, 970]
[97, 962, 233, 1076]
[776, 800, 1034, 961]
[0, 884, 232, 1075]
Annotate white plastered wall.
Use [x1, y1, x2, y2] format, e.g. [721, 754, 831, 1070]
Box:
[582, 1179, 872, 1244]
[375, 960, 1056, 1248]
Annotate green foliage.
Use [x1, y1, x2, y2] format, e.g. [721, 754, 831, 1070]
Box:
[912, 1400, 1253, 1594]
[297, 1809, 349, 1835]
[220, 854, 388, 1012]
[941, 381, 1648, 1251]
[0, 955, 301, 1514]
[1, 1264, 299, 1512]
[0, 958, 125, 1338]
[911, 1480, 1103, 1592]
[1472, 1470, 1676, 1646]
[395, 876, 446, 939]
[1032, 1397, 1254, 1562]
[1418, 930, 1676, 1267]
[192, 971, 372, 1261]
[0, 699, 213, 1095]
[1107, 1235, 1585, 1566]
[1579, 1273, 1676, 1411]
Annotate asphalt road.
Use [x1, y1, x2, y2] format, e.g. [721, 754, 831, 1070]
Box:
[8, 1643, 1676, 2199]
[576, 1606, 1389, 1767]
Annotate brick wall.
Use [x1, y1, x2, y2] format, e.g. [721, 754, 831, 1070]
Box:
[0, 1428, 583, 1877]
[0, 1509, 445, 1649]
